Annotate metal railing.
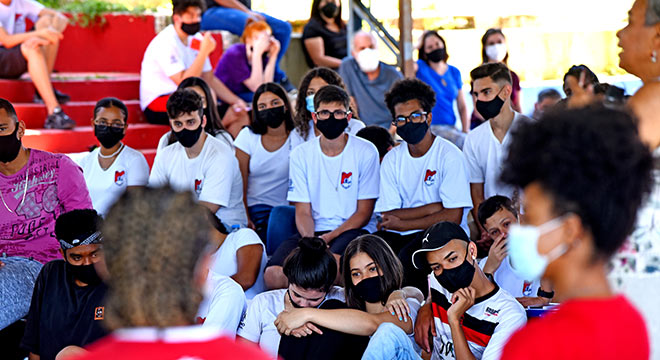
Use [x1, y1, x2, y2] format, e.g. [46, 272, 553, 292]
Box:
[348, 0, 401, 66]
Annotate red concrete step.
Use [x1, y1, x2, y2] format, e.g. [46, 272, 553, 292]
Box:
[22, 124, 169, 154]
[0, 73, 140, 103]
[15, 100, 145, 129]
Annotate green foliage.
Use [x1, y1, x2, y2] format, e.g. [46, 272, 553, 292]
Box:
[37, 0, 156, 28]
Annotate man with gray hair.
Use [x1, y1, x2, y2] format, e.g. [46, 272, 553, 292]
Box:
[339, 31, 402, 132]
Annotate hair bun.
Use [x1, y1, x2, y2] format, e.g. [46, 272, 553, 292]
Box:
[298, 237, 327, 255]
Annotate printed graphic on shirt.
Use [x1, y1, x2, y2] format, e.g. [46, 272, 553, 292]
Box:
[114, 170, 125, 186]
[94, 306, 105, 320]
[484, 307, 500, 317]
[424, 169, 437, 186]
[522, 281, 533, 296]
[194, 179, 203, 195]
[340, 172, 353, 189]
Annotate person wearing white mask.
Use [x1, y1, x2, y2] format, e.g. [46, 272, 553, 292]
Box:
[338, 31, 402, 133]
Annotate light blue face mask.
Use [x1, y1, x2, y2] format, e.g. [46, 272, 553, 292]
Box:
[305, 94, 315, 113]
[507, 216, 568, 281]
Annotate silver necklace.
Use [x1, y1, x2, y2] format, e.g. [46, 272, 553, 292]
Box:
[1, 166, 29, 214]
[98, 143, 124, 159]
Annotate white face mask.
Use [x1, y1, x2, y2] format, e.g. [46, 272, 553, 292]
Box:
[485, 43, 508, 62]
[356, 48, 380, 73]
[507, 216, 568, 281]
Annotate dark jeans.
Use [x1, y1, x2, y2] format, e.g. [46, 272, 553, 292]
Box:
[265, 205, 297, 256]
[248, 204, 272, 244]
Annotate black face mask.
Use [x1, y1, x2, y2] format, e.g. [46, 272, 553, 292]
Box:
[0, 124, 21, 163]
[66, 261, 102, 286]
[396, 121, 428, 145]
[320, 2, 339, 18]
[476, 88, 505, 120]
[354, 275, 384, 304]
[173, 123, 204, 148]
[316, 117, 348, 140]
[259, 106, 287, 129]
[94, 124, 125, 149]
[426, 48, 446, 63]
[181, 21, 201, 35]
[434, 247, 476, 293]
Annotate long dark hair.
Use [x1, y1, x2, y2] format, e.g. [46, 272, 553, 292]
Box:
[481, 28, 508, 65]
[251, 82, 294, 135]
[342, 235, 403, 310]
[283, 237, 337, 292]
[294, 67, 349, 139]
[167, 77, 232, 146]
[418, 30, 448, 64]
[310, 0, 345, 29]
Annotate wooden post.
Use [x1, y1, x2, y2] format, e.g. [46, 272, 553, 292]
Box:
[398, 0, 414, 77]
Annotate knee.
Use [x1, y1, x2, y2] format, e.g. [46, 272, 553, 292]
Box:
[34, 15, 53, 30]
[269, 18, 292, 37]
[20, 43, 38, 58]
[373, 322, 407, 341]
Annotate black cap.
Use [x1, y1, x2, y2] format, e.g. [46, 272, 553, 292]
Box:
[412, 222, 469, 270]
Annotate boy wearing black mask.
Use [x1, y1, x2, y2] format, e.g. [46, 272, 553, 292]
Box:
[463, 63, 531, 248]
[148, 89, 247, 228]
[412, 222, 526, 360]
[21, 209, 108, 360]
[264, 85, 380, 290]
[375, 79, 472, 296]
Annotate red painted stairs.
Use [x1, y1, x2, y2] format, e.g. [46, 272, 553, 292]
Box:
[0, 73, 167, 167]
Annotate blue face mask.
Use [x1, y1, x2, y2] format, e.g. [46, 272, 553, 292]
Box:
[305, 94, 315, 113]
[507, 216, 568, 281]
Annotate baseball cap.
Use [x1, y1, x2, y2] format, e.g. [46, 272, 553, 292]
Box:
[412, 222, 470, 270]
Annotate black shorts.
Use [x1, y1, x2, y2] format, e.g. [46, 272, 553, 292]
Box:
[266, 228, 368, 268]
[0, 46, 28, 79]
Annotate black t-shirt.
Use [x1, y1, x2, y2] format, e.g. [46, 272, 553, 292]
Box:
[20, 260, 109, 360]
[301, 18, 347, 69]
[206, 0, 251, 10]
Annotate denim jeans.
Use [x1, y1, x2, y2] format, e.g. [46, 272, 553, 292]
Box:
[201, 7, 291, 82]
[0, 256, 43, 330]
[362, 323, 422, 360]
[248, 204, 273, 243]
[265, 205, 297, 256]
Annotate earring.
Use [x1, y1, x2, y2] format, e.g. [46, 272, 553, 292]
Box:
[652, 50, 658, 63]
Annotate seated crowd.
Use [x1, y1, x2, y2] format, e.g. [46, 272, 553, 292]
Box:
[0, 0, 659, 359]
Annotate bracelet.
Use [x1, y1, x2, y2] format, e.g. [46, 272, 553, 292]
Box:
[537, 288, 555, 299]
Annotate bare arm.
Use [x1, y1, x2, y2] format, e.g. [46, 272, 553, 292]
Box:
[294, 202, 315, 238]
[277, 308, 413, 336]
[304, 37, 342, 68]
[321, 199, 375, 243]
[384, 202, 444, 220]
[457, 91, 470, 133]
[231, 244, 263, 290]
[470, 183, 485, 234]
[0, 27, 59, 49]
[202, 71, 244, 106]
[448, 321, 477, 360]
[28, 353, 40, 360]
[199, 201, 221, 214]
[235, 148, 252, 225]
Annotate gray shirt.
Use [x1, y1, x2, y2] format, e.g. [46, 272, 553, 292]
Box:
[338, 57, 403, 129]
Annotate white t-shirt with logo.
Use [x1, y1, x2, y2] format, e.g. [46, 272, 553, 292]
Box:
[478, 256, 541, 298]
[234, 127, 306, 208]
[287, 134, 380, 232]
[237, 287, 345, 358]
[376, 136, 473, 235]
[463, 113, 532, 204]
[303, 119, 366, 142]
[0, 0, 43, 41]
[208, 228, 267, 299]
[148, 134, 247, 227]
[157, 130, 234, 155]
[77, 146, 150, 217]
[196, 274, 246, 338]
[428, 274, 526, 360]
[139, 24, 212, 109]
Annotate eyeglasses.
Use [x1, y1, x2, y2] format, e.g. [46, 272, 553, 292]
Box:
[315, 110, 350, 120]
[94, 120, 125, 129]
[393, 111, 428, 127]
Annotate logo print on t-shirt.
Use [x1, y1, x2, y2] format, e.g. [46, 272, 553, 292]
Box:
[94, 306, 105, 320]
[424, 169, 437, 186]
[194, 179, 203, 195]
[340, 172, 353, 189]
[114, 170, 126, 186]
[522, 281, 533, 296]
[190, 37, 201, 51]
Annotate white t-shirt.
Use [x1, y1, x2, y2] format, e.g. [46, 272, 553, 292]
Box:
[428, 274, 526, 360]
[478, 256, 541, 298]
[0, 0, 43, 41]
[196, 274, 246, 338]
[376, 136, 473, 235]
[139, 25, 212, 110]
[234, 127, 306, 208]
[303, 119, 366, 142]
[157, 130, 234, 155]
[287, 134, 380, 232]
[463, 113, 531, 204]
[208, 228, 267, 299]
[77, 146, 150, 217]
[148, 134, 247, 227]
[237, 287, 345, 358]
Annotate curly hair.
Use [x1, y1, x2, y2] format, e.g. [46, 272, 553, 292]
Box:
[102, 187, 211, 330]
[384, 78, 436, 118]
[166, 89, 203, 121]
[501, 105, 654, 260]
[294, 67, 348, 139]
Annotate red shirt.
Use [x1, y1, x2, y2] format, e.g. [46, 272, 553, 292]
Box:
[73, 326, 271, 360]
[500, 295, 649, 360]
